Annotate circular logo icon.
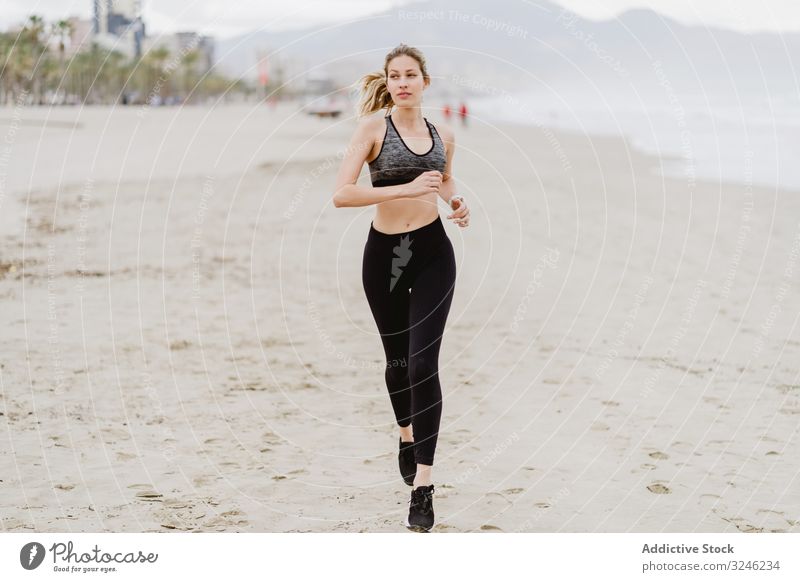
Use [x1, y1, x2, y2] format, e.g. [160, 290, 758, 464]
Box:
[20, 542, 46, 570]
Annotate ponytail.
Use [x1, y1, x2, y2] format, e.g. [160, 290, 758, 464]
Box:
[356, 70, 393, 118]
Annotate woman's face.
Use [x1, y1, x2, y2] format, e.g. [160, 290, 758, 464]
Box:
[386, 55, 427, 107]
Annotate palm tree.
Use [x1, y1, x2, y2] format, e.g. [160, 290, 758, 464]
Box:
[180, 48, 201, 103]
[143, 46, 171, 104]
[51, 19, 73, 103]
[0, 32, 13, 104]
[22, 15, 47, 102]
[69, 41, 104, 103]
[3, 13, 244, 106]
[103, 49, 129, 103]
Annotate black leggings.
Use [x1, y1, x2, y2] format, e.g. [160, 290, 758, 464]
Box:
[361, 215, 456, 466]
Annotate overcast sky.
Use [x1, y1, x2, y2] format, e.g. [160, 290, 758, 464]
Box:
[3, 0, 800, 38]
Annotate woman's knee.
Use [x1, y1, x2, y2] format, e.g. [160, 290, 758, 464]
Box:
[385, 357, 409, 385]
[409, 354, 438, 385]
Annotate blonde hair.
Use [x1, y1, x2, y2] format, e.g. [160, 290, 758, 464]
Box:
[356, 43, 430, 118]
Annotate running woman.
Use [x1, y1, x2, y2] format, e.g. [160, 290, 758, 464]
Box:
[333, 43, 470, 532]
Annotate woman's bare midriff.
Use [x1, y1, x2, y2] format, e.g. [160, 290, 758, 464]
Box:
[372, 193, 439, 234]
[367, 117, 441, 235]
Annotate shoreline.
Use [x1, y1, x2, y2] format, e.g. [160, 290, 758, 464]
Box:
[461, 93, 800, 194]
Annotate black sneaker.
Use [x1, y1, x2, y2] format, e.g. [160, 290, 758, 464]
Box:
[398, 437, 416, 486]
[405, 484, 435, 532]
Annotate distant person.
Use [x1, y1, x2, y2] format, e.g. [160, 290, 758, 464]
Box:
[458, 102, 468, 127]
[442, 103, 451, 122]
[333, 43, 470, 533]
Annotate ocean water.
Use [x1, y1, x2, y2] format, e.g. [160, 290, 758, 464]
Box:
[468, 89, 800, 192]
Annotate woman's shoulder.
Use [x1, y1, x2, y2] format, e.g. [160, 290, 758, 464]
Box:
[357, 111, 391, 165]
[428, 120, 454, 142]
[348, 111, 385, 144]
[357, 110, 389, 131]
[353, 111, 389, 146]
[427, 118, 454, 151]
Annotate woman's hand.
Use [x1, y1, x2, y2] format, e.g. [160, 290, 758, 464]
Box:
[403, 170, 442, 197]
[447, 195, 470, 228]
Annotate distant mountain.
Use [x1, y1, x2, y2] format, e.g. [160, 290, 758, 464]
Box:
[214, 0, 800, 99]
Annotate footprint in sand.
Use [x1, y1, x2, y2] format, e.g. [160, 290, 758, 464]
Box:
[100, 427, 130, 443]
[669, 441, 694, 453]
[129, 483, 163, 501]
[193, 475, 213, 486]
[647, 482, 671, 494]
[648, 451, 669, 460]
[756, 509, 784, 516]
[162, 500, 191, 509]
[135, 490, 163, 501]
[200, 511, 249, 528]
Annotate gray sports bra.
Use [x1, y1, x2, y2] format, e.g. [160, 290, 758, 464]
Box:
[368, 112, 447, 187]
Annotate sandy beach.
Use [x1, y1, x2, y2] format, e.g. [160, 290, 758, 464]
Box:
[0, 101, 797, 533]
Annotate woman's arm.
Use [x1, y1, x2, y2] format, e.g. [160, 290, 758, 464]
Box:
[333, 117, 410, 208]
[437, 125, 457, 206]
[437, 126, 470, 227]
[334, 183, 410, 208]
[439, 174, 457, 206]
